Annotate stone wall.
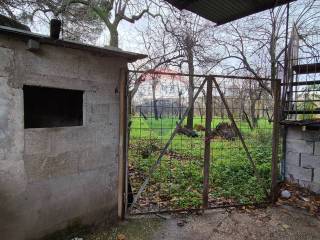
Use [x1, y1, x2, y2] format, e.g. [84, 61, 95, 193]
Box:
[285, 126, 320, 193]
[0, 35, 126, 239]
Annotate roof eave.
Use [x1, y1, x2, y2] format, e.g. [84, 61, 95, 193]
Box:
[166, 0, 295, 25]
[0, 25, 147, 62]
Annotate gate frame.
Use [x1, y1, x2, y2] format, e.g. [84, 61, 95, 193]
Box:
[123, 70, 281, 216]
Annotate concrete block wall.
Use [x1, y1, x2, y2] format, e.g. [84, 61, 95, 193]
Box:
[0, 35, 126, 239]
[285, 126, 320, 193]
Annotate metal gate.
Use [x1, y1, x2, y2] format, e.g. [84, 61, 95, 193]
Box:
[126, 70, 280, 214]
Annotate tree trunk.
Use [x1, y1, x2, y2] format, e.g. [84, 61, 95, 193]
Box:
[186, 48, 194, 130]
[109, 26, 119, 47]
[250, 99, 258, 128]
[128, 91, 133, 116]
[240, 98, 245, 120]
[178, 92, 182, 120]
[152, 83, 159, 120]
[220, 100, 224, 118]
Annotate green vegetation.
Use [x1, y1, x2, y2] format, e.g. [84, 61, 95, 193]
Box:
[129, 116, 273, 210]
[297, 85, 320, 120]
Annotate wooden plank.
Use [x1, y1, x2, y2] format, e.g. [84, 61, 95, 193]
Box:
[203, 77, 213, 209]
[118, 68, 128, 219]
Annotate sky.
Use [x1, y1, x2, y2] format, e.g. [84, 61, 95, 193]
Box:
[29, 5, 152, 54]
[26, 1, 302, 54]
[26, 0, 320, 76]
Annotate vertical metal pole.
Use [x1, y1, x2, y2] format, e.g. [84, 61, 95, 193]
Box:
[281, 2, 291, 187]
[271, 80, 281, 203]
[282, 2, 290, 117]
[203, 77, 213, 209]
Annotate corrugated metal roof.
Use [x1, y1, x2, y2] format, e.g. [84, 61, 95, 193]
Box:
[0, 26, 147, 62]
[166, 0, 295, 25]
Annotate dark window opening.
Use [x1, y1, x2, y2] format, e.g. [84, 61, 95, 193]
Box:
[24, 85, 83, 129]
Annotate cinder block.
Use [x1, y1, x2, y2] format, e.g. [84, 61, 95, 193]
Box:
[286, 139, 314, 154]
[24, 154, 51, 183]
[310, 182, 320, 193]
[314, 168, 320, 183]
[285, 151, 300, 166]
[47, 151, 79, 178]
[0, 160, 27, 198]
[95, 128, 114, 146]
[301, 153, 320, 169]
[90, 103, 110, 115]
[78, 146, 111, 172]
[299, 180, 312, 190]
[0, 85, 24, 162]
[285, 164, 313, 182]
[0, 148, 5, 160]
[22, 47, 79, 79]
[78, 54, 119, 83]
[0, 47, 13, 77]
[49, 127, 96, 154]
[87, 112, 109, 126]
[4, 84, 22, 129]
[300, 179, 320, 193]
[287, 127, 303, 140]
[0, 97, 9, 143]
[315, 142, 320, 155]
[303, 130, 320, 142]
[24, 129, 50, 155]
[24, 151, 80, 182]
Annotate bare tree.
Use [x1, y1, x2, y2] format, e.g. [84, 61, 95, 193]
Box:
[158, 10, 213, 129]
[210, 0, 320, 96]
[0, 0, 21, 19]
[151, 74, 160, 119]
[1, 0, 160, 47]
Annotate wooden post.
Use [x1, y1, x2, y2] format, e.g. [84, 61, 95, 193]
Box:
[203, 76, 213, 209]
[271, 80, 281, 203]
[118, 68, 128, 219]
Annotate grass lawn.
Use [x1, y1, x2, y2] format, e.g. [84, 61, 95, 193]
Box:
[129, 115, 273, 211]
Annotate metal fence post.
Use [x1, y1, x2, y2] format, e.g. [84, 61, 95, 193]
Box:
[203, 76, 213, 209]
[271, 80, 281, 203]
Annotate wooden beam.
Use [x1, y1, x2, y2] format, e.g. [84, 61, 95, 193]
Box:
[118, 68, 128, 219]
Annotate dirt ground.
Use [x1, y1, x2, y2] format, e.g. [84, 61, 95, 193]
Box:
[86, 205, 320, 240]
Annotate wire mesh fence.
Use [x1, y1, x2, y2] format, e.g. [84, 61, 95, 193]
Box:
[127, 71, 274, 214]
